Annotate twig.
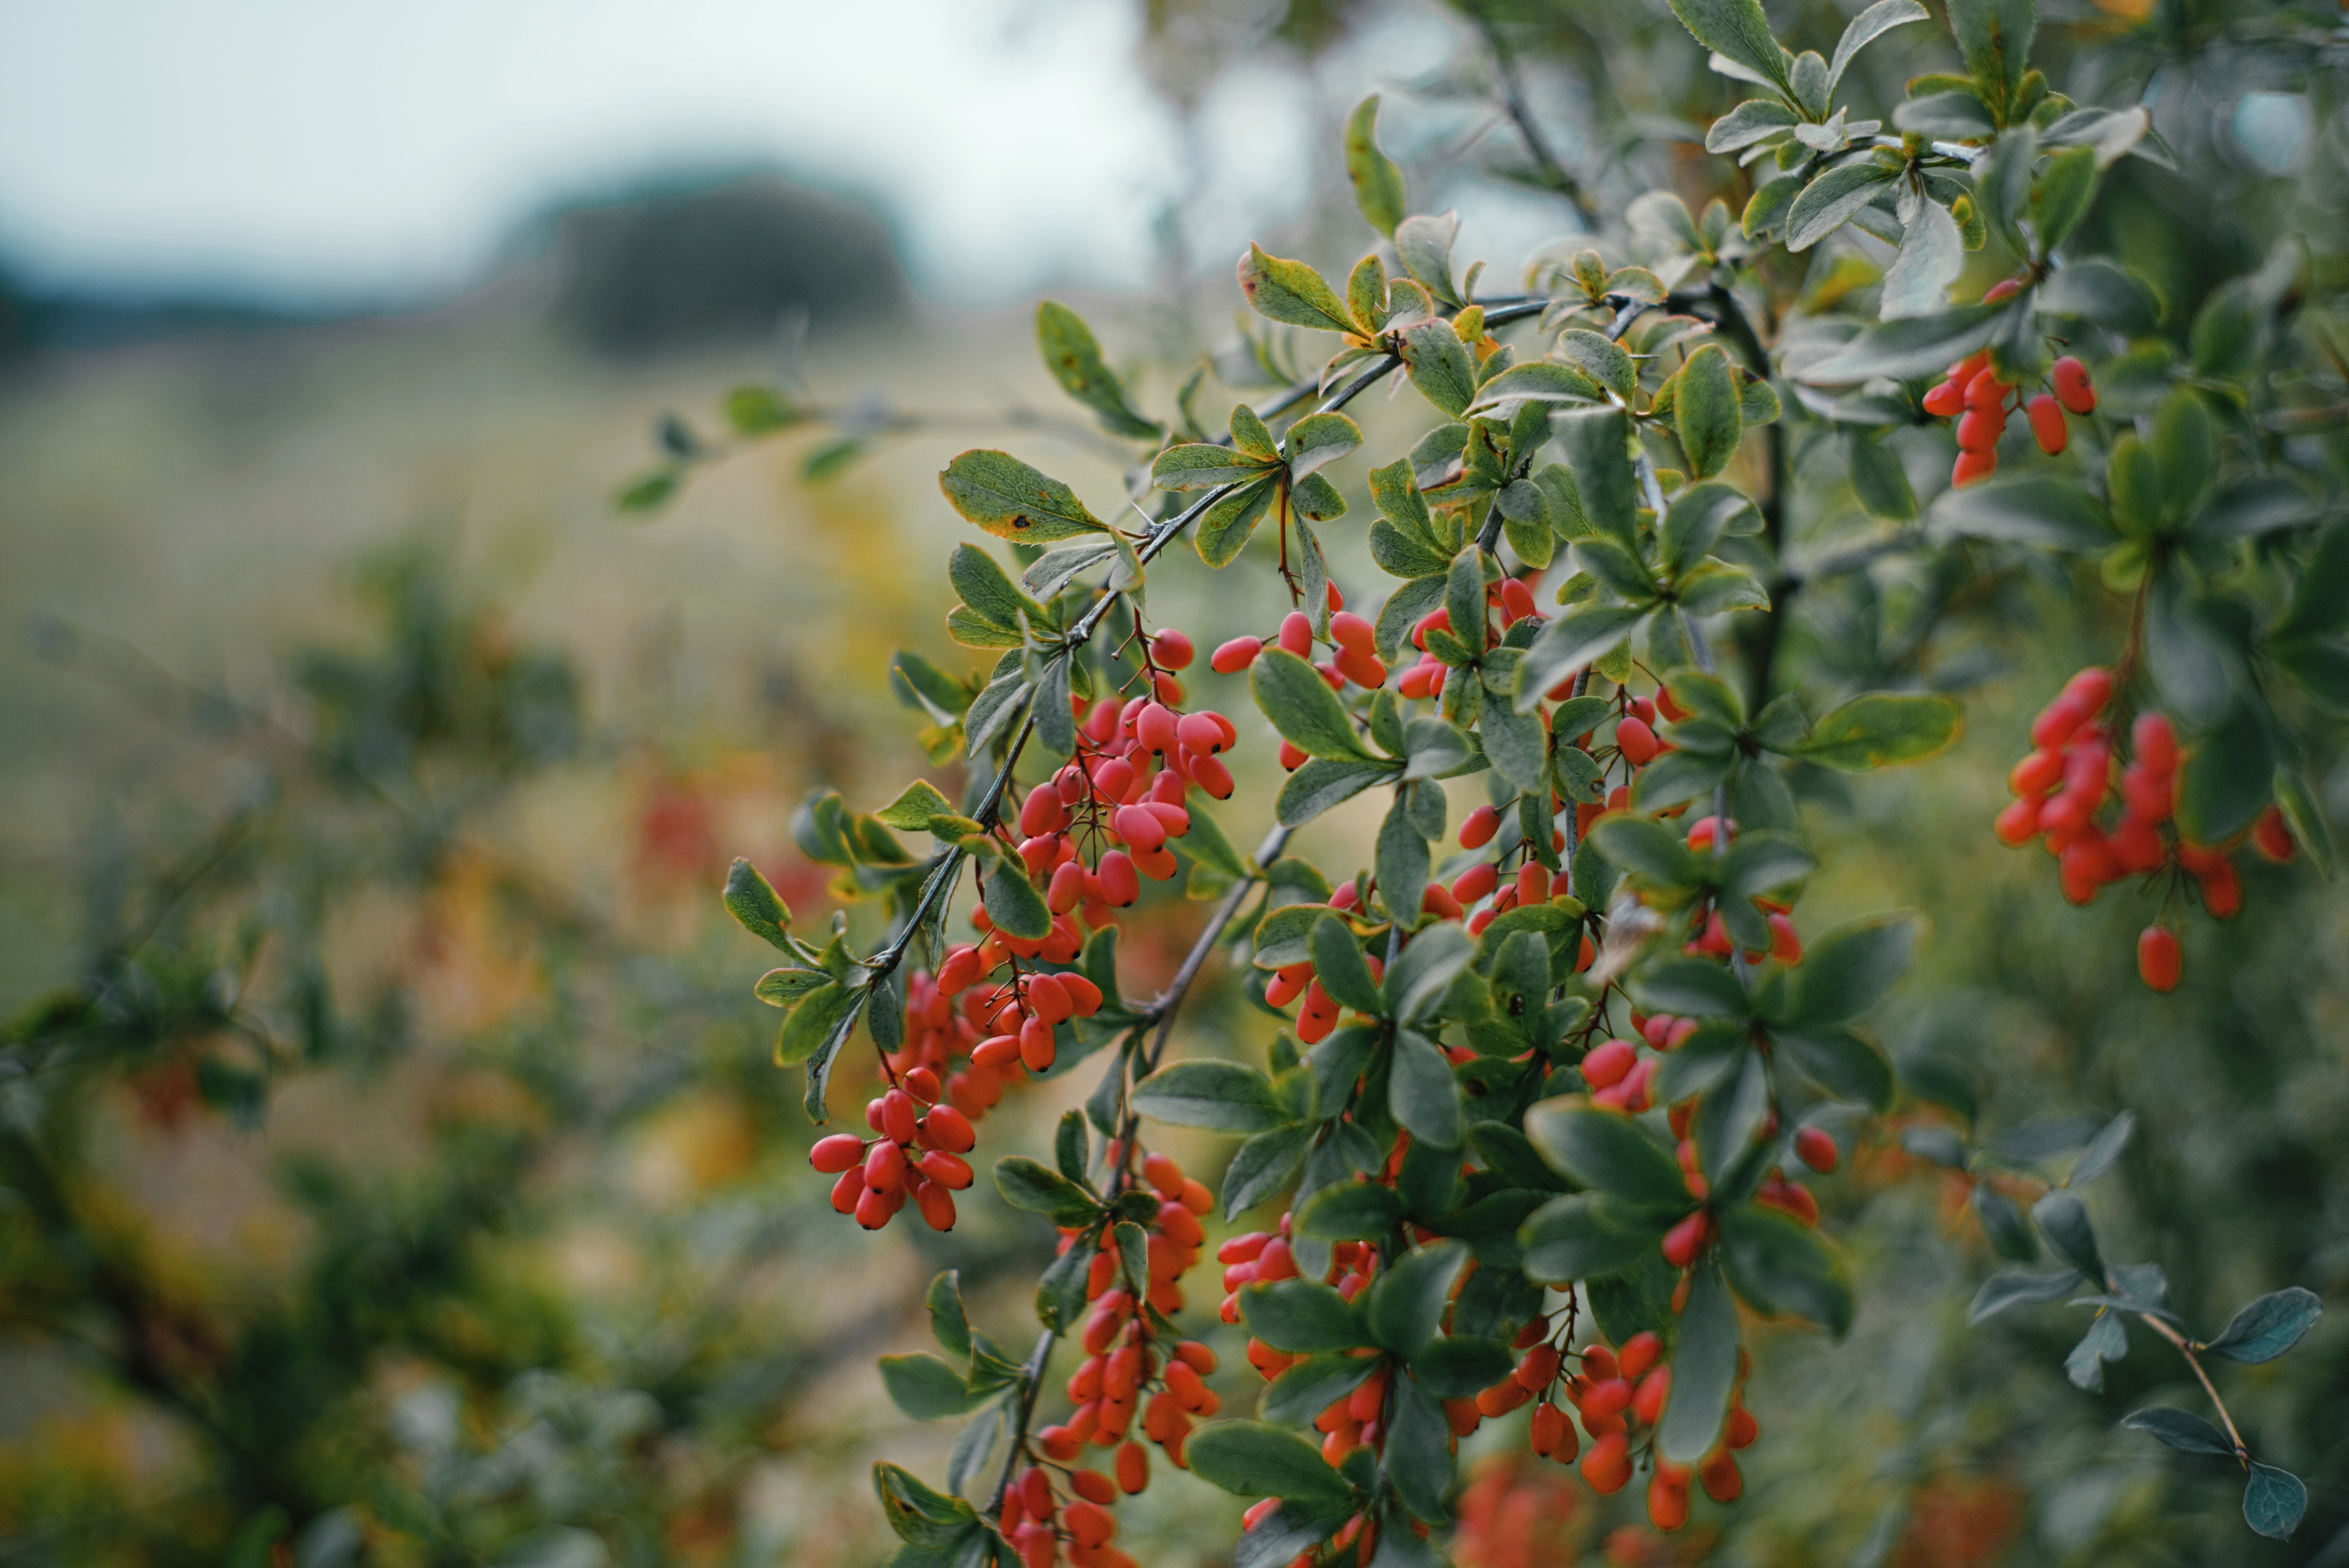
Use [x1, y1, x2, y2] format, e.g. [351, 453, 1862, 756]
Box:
[2138, 1311, 2251, 1466]
[1472, 8, 1599, 227]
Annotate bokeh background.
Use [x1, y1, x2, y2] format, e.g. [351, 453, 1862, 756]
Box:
[1, 1, 2343, 1565]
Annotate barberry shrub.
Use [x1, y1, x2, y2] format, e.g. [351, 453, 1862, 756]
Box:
[653, 0, 2343, 1557]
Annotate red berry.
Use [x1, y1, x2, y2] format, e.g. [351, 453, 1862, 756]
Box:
[921, 1105, 977, 1153]
[1795, 1126, 1839, 1173]
[2133, 710, 2179, 775]
[1582, 1039, 1637, 1089]
[811, 1133, 866, 1173]
[1952, 448, 1998, 487]
[1617, 1331, 1663, 1381]
[2027, 393, 2068, 455]
[1151, 629, 1194, 669]
[2252, 805, 2295, 863]
[1329, 611, 1376, 653]
[2053, 355, 2096, 414]
[1278, 612, 1313, 658]
[1982, 277, 2024, 302]
[1661, 1210, 1710, 1268]
[2009, 748, 2065, 797]
[1459, 804, 1500, 848]
[1210, 636, 1263, 673]
[1956, 404, 2006, 452]
[1922, 378, 1966, 416]
[1615, 716, 1659, 764]
[1099, 852, 1140, 906]
[1963, 366, 2009, 410]
[1580, 1431, 1632, 1495]
[2138, 925, 2182, 992]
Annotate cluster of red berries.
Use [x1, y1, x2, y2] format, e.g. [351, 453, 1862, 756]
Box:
[807, 1067, 978, 1231]
[1007, 1150, 1217, 1568]
[1469, 1317, 1757, 1532]
[1922, 329, 2097, 489]
[1993, 666, 2297, 991]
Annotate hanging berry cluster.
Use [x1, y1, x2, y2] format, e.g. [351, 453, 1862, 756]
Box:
[1994, 665, 2299, 992]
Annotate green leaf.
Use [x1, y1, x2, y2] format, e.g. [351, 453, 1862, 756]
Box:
[1195, 477, 1278, 568]
[1656, 1264, 1742, 1464]
[1588, 814, 1704, 890]
[1801, 301, 2005, 384]
[1285, 413, 1364, 480]
[1793, 693, 1963, 771]
[993, 1156, 1101, 1227]
[1241, 1280, 1368, 1354]
[1557, 329, 1636, 402]
[1036, 301, 1159, 439]
[1632, 959, 1750, 1019]
[1705, 97, 1800, 154]
[2203, 1287, 2323, 1365]
[1673, 344, 1745, 479]
[1782, 913, 1915, 1025]
[1343, 95, 1408, 237]
[1400, 320, 1478, 418]
[875, 780, 979, 836]
[1947, 0, 2035, 105]
[1788, 161, 1900, 252]
[616, 467, 678, 513]
[1666, 0, 1790, 91]
[1968, 1266, 2085, 1322]
[1253, 648, 1375, 761]
[1154, 443, 1281, 490]
[927, 1271, 972, 1360]
[1376, 797, 1432, 939]
[1382, 1373, 1454, 1524]
[1311, 914, 1385, 1015]
[1383, 922, 1476, 1023]
[1238, 244, 1356, 335]
[1847, 435, 1918, 521]
[1395, 212, 1463, 307]
[1278, 758, 1398, 827]
[2177, 704, 2275, 843]
[1931, 473, 2119, 551]
[1829, 0, 1928, 92]
[1131, 1061, 1292, 1134]
[2036, 258, 2162, 332]
[1522, 1099, 1691, 1210]
[1363, 1240, 1469, 1356]
[775, 980, 858, 1066]
[874, 1461, 977, 1548]
[753, 967, 829, 1008]
[1296, 1180, 1405, 1240]
[982, 858, 1051, 942]
[1261, 1353, 1379, 1427]
[950, 542, 1045, 633]
[2030, 144, 2099, 252]
[1469, 360, 1608, 414]
[2244, 1464, 2308, 1541]
[1774, 1026, 1895, 1110]
[723, 857, 793, 949]
[1883, 183, 1965, 320]
[1718, 1204, 1853, 1333]
[1516, 604, 1646, 707]
[1224, 1124, 1315, 1220]
[1411, 1337, 1516, 1398]
[1552, 406, 1640, 551]
[1520, 1194, 1663, 1282]
[879, 1353, 986, 1419]
[2121, 1407, 2235, 1457]
[1388, 1030, 1465, 1151]
[1188, 1421, 1357, 1510]
[940, 450, 1106, 544]
[2032, 1189, 2104, 1278]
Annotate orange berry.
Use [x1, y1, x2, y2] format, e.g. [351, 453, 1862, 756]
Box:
[1580, 1431, 1632, 1494]
[2252, 805, 2295, 863]
[2052, 355, 2096, 414]
[2138, 926, 2182, 992]
[1795, 1126, 1839, 1174]
[2027, 393, 2067, 455]
[1617, 1331, 1663, 1381]
[1952, 449, 1998, 487]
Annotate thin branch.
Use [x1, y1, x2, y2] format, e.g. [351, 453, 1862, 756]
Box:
[1472, 8, 1600, 227]
[2138, 1311, 2252, 1465]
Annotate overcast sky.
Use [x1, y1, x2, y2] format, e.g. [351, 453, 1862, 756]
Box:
[0, 0, 1229, 307]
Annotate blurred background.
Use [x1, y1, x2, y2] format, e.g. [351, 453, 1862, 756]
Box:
[1, 0, 2343, 1565]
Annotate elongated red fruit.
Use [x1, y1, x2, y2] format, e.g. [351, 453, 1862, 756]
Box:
[2138, 925, 2181, 992]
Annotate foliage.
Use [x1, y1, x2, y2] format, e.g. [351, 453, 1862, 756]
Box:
[640, 0, 2346, 1562]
